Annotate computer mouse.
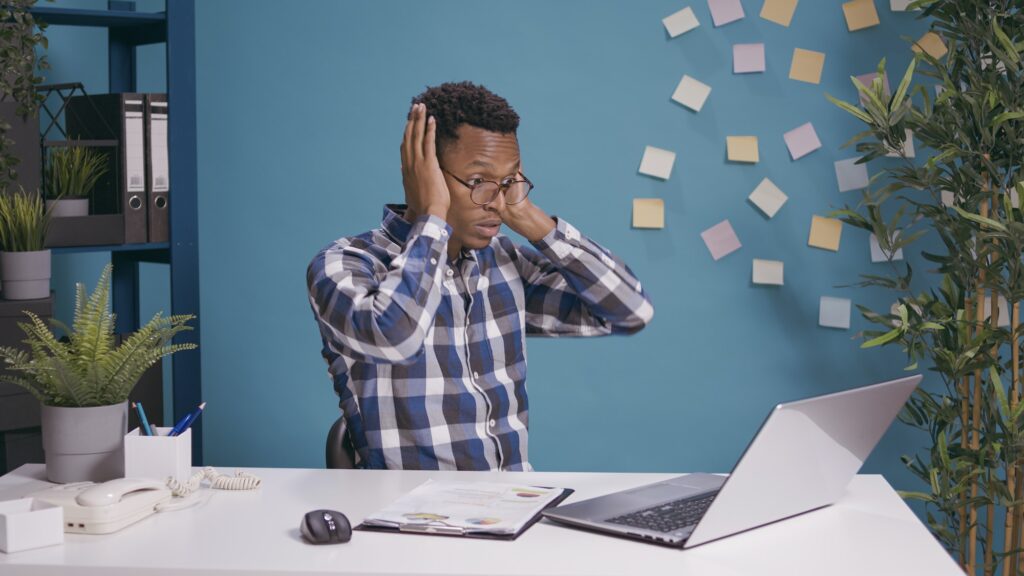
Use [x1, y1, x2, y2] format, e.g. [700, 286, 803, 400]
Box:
[301, 509, 352, 544]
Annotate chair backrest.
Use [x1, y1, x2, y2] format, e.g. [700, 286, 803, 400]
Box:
[326, 416, 356, 469]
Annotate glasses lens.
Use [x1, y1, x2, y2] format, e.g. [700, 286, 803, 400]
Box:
[471, 182, 500, 205]
[504, 182, 531, 204]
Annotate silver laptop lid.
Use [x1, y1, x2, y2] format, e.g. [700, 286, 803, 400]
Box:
[685, 374, 922, 548]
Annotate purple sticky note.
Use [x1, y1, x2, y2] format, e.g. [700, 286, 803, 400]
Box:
[701, 220, 742, 261]
[855, 72, 891, 105]
[734, 43, 766, 74]
[783, 122, 822, 160]
[708, 0, 745, 27]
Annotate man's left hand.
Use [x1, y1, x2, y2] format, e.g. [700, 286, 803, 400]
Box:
[498, 197, 556, 242]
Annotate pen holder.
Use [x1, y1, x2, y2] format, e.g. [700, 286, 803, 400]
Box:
[124, 427, 192, 485]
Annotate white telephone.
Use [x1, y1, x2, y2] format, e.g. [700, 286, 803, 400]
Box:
[31, 478, 172, 535]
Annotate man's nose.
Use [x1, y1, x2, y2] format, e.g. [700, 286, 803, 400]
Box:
[484, 188, 507, 211]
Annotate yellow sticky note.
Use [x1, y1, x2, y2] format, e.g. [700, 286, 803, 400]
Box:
[632, 199, 664, 229]
[842, 0, 879, 32]
[727, 136, 759, 163]
[761, 0, 798, 27]
[912, 32, 948, 59]
[789, 48, 825, 84]
[808, 216, 843, 251]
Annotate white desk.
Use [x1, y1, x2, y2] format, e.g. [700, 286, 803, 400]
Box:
[0, 464, 963, 576]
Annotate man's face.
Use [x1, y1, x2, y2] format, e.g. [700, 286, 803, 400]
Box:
[439, 124, 520, 256]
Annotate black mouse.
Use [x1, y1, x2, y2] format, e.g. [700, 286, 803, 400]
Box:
[301, 509, 352, 544]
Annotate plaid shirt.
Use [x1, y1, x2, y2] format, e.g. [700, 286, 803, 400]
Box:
[307, 204, 653, 470]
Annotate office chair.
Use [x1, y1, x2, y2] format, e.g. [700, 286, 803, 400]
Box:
[326, 416, 357, 469]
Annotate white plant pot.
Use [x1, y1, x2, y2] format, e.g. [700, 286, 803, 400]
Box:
[45, 198, 89, 218]
[0, 250, 51, 300]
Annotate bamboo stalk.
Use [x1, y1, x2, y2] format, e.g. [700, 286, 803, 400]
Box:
[987, 288, 999, 576]
[971, 198, 991, 576]
[965, 296, 975, 570]
[1011, 303, 1021, 576]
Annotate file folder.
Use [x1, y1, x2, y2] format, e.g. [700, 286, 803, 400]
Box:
[65, 93, 148, 244]
[145, 94, 169, 243]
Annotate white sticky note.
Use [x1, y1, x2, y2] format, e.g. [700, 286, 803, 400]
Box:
[783, 122, 822, 160]
[748, 178, 788, 218]
[734, 43, 766, 74]
[886, 128, 915, 158]
[941, 190, 955, 207]
[708, 0, 745, 26]
[984, 295, 1011, 328]
[819, 296, 852, 329]
[890, 0, 917, 10]
[701, 220, 742, 261]
[753, 259, 784, 285]
[869, 233, 904, 262]
[663, 7, 701, 37]
[638, 146, 676, 180]
[835, 158, 870, 192]
[672, 74, 712, 112]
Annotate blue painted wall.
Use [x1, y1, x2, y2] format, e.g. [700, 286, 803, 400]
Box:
[45, 0, 937, 494]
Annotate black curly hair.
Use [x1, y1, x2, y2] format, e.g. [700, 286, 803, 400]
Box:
[411, 81, 520, 158]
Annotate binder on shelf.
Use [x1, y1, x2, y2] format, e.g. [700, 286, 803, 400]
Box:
[145, 94, 169, 243]
[65, 93, 148, 244]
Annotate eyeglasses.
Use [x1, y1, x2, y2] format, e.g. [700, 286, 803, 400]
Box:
[440, 167, 534, 206]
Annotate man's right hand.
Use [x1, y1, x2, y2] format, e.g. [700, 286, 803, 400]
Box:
[401, 103, 450, 222]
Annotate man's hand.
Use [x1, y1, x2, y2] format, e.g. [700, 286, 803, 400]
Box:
[401, 103, 450, 222]
[495, 163, 555, 242]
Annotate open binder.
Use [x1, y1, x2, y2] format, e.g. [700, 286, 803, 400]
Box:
[355, 479, 574, 541]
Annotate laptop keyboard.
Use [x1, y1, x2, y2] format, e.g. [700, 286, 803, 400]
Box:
[606, 492, 718, 533]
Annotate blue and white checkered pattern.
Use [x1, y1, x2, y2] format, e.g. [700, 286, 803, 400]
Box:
[307, 205, 654, 470]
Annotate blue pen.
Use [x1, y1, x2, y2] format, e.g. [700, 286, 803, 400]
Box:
[170, 402, 206, 437]
[133, 402, 153, 436]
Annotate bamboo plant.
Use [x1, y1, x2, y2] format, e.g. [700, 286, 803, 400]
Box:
[44, 145, 108, 200]
[0, 0, 49, 191]
[824, 2, 1024, 574]
[0, 264, 197, 407]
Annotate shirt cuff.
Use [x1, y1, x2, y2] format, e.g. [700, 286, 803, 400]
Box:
[411, 215, 452, 243]
[531, 216, 578, 262]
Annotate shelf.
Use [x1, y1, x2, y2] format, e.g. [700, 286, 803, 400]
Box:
[51, 242, 169, 255]
[29, 7, 167, 46]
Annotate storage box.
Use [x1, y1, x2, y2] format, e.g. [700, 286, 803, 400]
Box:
[0, 498, 63, 553]
[124, 427, 191, 485]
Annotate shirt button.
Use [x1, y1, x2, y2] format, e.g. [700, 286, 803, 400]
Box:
[473, 371, 480, 379]
[446, 269, 454, 277]
[441, 229, 448, 236]
[489, 419, 497, 428]
[430, 258, 437, 265]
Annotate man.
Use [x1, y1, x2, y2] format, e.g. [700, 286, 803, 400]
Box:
[307, 81, 653, 470]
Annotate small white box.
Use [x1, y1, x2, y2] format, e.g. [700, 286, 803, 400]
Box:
[124, 427, 192, 485]
[0, 498, 63, 553]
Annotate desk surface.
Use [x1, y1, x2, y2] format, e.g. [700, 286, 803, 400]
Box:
[0, 465, 962, 576]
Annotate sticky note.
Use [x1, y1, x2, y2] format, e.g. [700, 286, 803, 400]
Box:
[819, 296, 852, 329]
[638, 146, 676, 180]
[734, 43, 766, 74]
[809, 215, 842, 251]
[753, 259, 784, 285]
[789, 48, 826, 84]
[870, 233, 904, 262]
[708, 0, 744, 26]
[890, 0, 917, 10]
[855, 71, 890, 105]
[663, 7, 700, 37]
[727, 136, 759, 163]
[761, 0, 798, 26]
[632, 199, 665, 229]
[843, 0, 880, 31]
[701, 220, 742, 261]
[886, 128, 915, 158]
[913, 32, 947, 59]
[834, 158, 870, 192]
[749, 178, 788, 218]
[783, 122, 822, 160]
[984, 295, 1011, 328]
[941, 190, 955, 207]
[672, 75, 712, 112]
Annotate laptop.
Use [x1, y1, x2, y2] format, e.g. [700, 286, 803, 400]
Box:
[542, 375, 922, 548]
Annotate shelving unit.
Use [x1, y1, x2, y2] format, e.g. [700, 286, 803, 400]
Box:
[28, 0, 203, 463]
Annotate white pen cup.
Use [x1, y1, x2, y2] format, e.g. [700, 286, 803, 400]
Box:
[124, 428, 192, 486]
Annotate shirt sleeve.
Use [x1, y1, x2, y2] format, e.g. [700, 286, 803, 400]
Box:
[307, 215, 451, 364]
[512, 217, 654, 337]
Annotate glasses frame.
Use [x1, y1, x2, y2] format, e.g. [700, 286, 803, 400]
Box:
[440, 166, 534, 206]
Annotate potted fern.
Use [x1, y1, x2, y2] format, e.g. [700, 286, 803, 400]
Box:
[0, 264, 196, 482]
[0, 190, 52, 300]
[44, 145, 108, 217]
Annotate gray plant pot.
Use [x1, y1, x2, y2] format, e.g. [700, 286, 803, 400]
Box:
[0, 250, 51, 300]
[40, 402, 128, 483]
[45, 198, 89, 218]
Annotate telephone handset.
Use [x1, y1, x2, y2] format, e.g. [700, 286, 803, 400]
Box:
[32, 477, 172, 534]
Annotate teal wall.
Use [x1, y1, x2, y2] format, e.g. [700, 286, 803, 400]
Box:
[44, 0, 937, 493]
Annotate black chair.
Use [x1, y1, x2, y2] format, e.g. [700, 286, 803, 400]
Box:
[325, 416, 356, 469]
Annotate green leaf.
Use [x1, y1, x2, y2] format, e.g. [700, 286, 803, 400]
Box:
[826, 92, 873, 125]
[862, 327, 903, 348]
[890, 59, 916, 116]
[953, 205, 1008, 232]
